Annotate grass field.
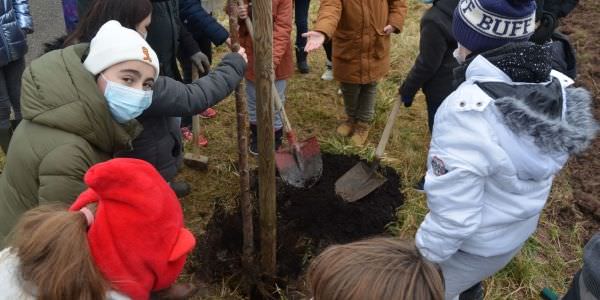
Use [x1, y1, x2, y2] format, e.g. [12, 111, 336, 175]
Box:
[174, 1, 598, 299]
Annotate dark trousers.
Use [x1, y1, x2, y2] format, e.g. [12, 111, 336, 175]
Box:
[423, 91, 446, 133]
[423, 80, 454, 132]
[0, 58, 25, 129]
[323, 40, 332, 62]
[294, 0, 310, 50]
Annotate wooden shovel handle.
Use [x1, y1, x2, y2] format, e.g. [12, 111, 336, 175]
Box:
[375, 100, 401, 159]
[236, 2, 294, 135]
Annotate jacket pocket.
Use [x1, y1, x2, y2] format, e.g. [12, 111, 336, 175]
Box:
[332, 30, 358, 63]
[373, 33, 390, 60]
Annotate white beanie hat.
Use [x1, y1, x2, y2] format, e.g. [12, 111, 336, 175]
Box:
[84, 20, 160, 79]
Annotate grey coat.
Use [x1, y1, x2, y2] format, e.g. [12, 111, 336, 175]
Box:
[0, 0, 32, 66]
[115, 52, 247, 181]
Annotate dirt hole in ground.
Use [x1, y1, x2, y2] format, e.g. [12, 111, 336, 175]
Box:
[192, 153, 404, 298]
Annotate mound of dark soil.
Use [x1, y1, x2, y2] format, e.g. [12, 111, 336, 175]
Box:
[194, 153, 404, 295]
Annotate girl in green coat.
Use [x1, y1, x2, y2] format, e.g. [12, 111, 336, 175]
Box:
[0, 20, 159, 247]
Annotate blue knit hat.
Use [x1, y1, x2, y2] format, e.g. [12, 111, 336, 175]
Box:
[453, 0, 537, 54]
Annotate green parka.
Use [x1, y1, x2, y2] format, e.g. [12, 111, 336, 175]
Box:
[0, 44, 141, 246]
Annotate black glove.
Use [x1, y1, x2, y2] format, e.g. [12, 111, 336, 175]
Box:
[530, 12, 557, 44]
[400, 94, 414, 108]
[190, 51, 211, 77]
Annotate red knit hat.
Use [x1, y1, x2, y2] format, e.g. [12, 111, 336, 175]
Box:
[69, 158, 196, 300]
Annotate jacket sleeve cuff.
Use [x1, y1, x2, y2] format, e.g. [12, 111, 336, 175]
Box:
[415, 227, 457, 263]
[222, 52, 248, 75]
[313, 26, 334, 41]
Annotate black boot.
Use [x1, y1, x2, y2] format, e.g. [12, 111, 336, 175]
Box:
[296, 47, 310, 74]
[275, 128, 283, 150]
[249, 124, 258, 156]
[169, 181, 191, 198]
[459, 282, 484, 300]
[414, 175, 425, 192]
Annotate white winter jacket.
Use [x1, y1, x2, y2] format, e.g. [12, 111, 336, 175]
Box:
[416, 55, 597, 263]
[0, 248, 130, 299]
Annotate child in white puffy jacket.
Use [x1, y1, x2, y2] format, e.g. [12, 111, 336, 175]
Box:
[415, 0, 598, 299]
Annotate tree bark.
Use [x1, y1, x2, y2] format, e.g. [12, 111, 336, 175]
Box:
[227, 0, 254, 273]
[253, 0, 277, 276]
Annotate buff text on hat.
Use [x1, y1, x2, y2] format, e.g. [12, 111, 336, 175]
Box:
[453, 0, 537, 53]
[83, 20, 160, 79]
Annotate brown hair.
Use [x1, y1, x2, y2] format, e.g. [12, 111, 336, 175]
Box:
[7, 204, 108, 300]
[64, 0, 152, 47]
[307, 237, 444, 300]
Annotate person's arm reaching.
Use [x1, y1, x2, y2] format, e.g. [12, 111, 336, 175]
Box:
[179, 0, 230, 46]
[304, 0, 342, 52]
[143, 52, 247, 117]
[400, 19, 449, 105]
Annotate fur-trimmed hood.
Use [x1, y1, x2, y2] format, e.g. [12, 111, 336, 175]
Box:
[464, 54, 597, 181]
[494, 86, 598, 155]
[476, 75, 599, 156]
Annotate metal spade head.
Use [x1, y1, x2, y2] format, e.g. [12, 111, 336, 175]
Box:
[335, 161, 387, 202]
[275, 136, 323, 189]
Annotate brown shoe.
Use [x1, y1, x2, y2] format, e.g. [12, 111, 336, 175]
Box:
[336, 117, 355, 137]
[351, 121, 371, 146]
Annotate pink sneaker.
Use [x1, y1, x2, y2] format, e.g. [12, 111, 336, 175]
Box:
[199, 108, 217, 119]
[181, 127, 193, 142]
[196, 134, 208, 147]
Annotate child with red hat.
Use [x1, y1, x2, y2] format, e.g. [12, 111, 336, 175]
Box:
[0, 158, 197, 300]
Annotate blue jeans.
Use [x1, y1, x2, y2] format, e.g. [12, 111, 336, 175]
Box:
[246, 79, 287, 130]
[294, 0, 310, 50]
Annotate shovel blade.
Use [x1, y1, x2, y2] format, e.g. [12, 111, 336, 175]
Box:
[275, 136, 322, 189]
[335, 162, 387, 202]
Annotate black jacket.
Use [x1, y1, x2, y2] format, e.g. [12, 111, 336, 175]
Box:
[180, 0, 229, 46]
[147, 0, 201, 80]
[541, 0, 579, 19]
[115, 53, 247, 181]
[400, 0, 459, 101]
[549, 31, 576, 79]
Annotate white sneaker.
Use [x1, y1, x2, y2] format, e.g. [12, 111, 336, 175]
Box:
[321, 68, 333, 81]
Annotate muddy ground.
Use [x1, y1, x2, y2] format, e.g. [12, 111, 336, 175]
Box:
[559, 0, 600, 236]
[193, 153, 404, 298]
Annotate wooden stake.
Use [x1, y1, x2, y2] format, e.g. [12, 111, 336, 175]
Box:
[252, 0, 277, 276]
[227, 0, 254, 273]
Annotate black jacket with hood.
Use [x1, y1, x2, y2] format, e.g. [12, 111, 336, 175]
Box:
[400, 0, 459, 105]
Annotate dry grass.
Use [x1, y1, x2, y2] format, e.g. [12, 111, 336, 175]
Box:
[0, 0, 590, 299]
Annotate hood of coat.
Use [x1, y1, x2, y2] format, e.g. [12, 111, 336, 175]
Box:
[493, 85, 598, 156]
[20, 44, 141, 153]
[463, 53, 598, 180]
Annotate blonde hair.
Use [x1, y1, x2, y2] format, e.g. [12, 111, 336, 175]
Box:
[307, 237, 444, 300]
[7, 204, 108, 300]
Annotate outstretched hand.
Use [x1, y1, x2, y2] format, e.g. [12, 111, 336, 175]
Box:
[384, 25, 396, 35]
[302, 31, 326, 53]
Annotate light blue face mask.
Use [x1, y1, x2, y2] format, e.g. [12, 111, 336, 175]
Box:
[420, 0, 434, 3]
[102, 74, 153, 123]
